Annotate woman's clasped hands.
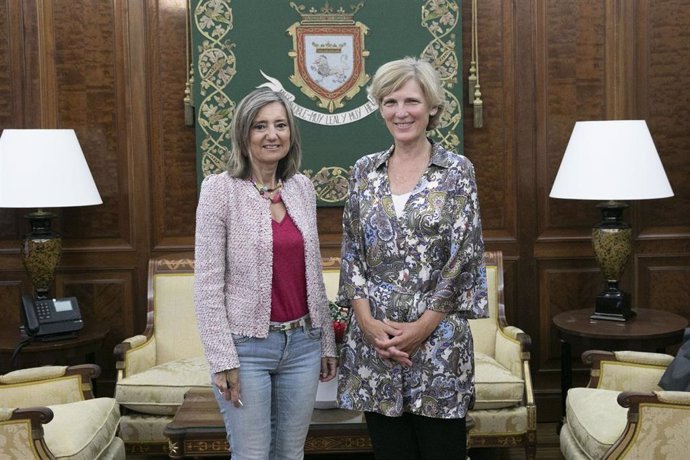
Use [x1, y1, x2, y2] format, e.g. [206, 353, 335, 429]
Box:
[366, 312, 445, 368]
[357, 316, 418, 367]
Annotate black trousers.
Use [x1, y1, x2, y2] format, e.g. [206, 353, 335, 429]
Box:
[364, 411, 467, 460]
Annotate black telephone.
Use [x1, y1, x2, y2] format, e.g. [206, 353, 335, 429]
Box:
[21, 295, 84, 341]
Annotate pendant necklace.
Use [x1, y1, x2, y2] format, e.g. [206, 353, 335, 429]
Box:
[250, 177, 283, 204]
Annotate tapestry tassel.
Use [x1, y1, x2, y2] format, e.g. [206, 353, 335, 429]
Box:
[473, 84, 483, 128]
[184, 64, 195, 127]
[471, 0, 484, 128]
[468, 60, 476, 106]
[184, 2, 194, 127]
[184, 95, 194, 126]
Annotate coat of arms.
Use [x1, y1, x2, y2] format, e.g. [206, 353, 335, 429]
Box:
[288, 2, 370, 113]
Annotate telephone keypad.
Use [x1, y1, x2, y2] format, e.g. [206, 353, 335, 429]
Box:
[35, 300, 53, 320]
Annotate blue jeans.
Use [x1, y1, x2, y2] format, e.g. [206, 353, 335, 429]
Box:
[213, 325, 322, 460]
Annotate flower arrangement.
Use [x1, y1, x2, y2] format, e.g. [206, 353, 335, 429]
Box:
[329, 301, 348, 344]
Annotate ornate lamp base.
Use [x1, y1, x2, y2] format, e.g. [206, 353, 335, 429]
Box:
[591, 283, 635, 321]
[590, 201, 633, 322]
[21, 210, 61, 299]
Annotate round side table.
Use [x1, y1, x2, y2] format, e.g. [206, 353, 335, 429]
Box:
[553, 307, 688, 421]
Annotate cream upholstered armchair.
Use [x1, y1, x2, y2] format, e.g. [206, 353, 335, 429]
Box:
[113, 253, 208, 455]
[467, 251, 537, 459]
[560, 349, 690, 459]
[0, 364, 124, 459]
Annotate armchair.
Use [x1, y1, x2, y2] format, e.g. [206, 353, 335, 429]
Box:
[113, 253, 208, 455]
[0, 364, 124, 459]
[560, 349, 690, 459]
[467, 251, 537, 459]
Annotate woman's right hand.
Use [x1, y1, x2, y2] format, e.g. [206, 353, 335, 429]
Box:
[214, 368, 242, 407]
[352, 299, 410, 366]
[360, 316, 412, 366]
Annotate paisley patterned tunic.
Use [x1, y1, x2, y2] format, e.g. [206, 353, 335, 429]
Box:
[336, 141, 488, 419]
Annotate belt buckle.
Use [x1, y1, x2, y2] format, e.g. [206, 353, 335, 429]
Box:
[270, 317, 308, 332]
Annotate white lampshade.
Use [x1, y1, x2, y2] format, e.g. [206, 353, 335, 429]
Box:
[549, 120, 673, 200]
[0, 129, 102, 208]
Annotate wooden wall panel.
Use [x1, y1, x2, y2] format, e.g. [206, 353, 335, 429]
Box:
[637, 256, 690, 313]
[638, 0, 690, 234]
[538, 261, 600, 363]
[55, 0, 124, 240]
[149, 0, 197, 250]
[462, 0, 517, 243]
[0, 0, 24, 240]
[0, 0, 15, 127]
[0, 279, 25, 326]
[538, 0, 608, 238]
[57, 270, 134, 393]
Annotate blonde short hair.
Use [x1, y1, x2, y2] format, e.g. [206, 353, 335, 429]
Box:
[226, 88, 302, 180]
[367, 57, 446, 130]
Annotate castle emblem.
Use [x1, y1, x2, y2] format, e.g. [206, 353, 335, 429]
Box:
[287, 2, 370, 113]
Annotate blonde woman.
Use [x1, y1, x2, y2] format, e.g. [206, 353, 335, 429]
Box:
[337, 58, 488, 460]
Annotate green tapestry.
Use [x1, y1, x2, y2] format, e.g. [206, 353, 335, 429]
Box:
[190, 0, 463, 206]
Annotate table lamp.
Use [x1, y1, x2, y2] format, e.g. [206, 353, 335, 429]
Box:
[0, 129, 102, 299]
[549, 120, 673, 321]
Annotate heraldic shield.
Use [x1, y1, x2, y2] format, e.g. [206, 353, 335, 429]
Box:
[288, 3, 370, 113]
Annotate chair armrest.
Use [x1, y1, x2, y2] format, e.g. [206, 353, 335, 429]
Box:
[9, 406, 54, 424]
[613, 350, 674, 366]
[114, 334, 156, 379]
[620, 390, 690, 407]
[583, 350, 671, 392]
[603, 391, 690, 459]
[495, 326, 531, 378]
[1, 407, 55, 459]
[522, 358, 537, 430]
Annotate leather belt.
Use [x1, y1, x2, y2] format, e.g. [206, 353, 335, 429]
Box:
[269, 315, 311, 332]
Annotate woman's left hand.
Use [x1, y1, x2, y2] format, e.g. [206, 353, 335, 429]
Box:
[320, 357, 338, 382]
[374, 320, 425, 367]
[375, 311, 445, 367]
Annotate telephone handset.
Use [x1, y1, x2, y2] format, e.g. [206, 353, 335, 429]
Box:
[21, 295, 83, 340]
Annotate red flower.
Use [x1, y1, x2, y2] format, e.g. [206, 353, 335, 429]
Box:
[332, 320, 347, 343]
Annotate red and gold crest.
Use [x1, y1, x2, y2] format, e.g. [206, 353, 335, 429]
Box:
[288, 2, 370, 113]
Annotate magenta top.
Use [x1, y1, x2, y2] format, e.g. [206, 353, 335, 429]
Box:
[270, 212, 308, 322]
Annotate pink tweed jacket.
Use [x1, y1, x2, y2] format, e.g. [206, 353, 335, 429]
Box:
[194, 172, 337, 374]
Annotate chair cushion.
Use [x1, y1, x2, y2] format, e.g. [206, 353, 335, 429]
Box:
[559, 420, 590, 460]
[44, 398, 120, 460]
[115, 356, 210, 415]
[474, 352, 524, 409]
[564, 387, 627, 459]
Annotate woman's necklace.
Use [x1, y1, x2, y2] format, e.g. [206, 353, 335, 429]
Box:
[250, 177, 283, 203]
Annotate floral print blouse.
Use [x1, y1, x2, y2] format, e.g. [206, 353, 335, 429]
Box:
[336, 141, 488, 419]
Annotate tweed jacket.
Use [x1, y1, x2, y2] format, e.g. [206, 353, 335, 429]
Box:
[194, 172, 337, 374]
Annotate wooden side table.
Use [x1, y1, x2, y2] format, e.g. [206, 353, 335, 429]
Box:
[0, 322, 110, 374]
[553, 308, 688, 420]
